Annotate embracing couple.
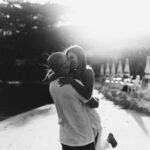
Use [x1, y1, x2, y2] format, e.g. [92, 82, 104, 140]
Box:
[47, 45, 117, 150]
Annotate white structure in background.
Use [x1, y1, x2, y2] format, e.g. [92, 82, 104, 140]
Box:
[117, 60, 123, 77]
[144, 56, 150, 79]
[105, 62, 110, 76]
[100, 64, 104, 76]
[124, 58, 130, 78]
[133, 75, 141, 92]
[142, 56, 150, 89]
[111, 62, 116, 77]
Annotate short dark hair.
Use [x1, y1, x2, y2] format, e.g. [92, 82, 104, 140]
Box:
[47, 52, 65, 73]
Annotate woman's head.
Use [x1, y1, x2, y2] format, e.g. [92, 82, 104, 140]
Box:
[65, 45, 87, 79]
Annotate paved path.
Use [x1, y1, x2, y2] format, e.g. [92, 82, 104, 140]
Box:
[94, 90, 150, 150]
[0, 90, 150, 150]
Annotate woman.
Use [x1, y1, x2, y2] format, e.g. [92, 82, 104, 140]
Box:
[59, 45, 117, 149]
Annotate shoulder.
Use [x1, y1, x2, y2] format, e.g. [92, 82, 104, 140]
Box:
[49, 79, 59, 97]
[52, 78, 76, 91]
[84, 65, 94, 77]
[81, 65, 95, 84]
[86, 65, 93, 70]
[86, 65, 94, 73]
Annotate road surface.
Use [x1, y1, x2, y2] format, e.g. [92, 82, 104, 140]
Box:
[0, 90, 150, 150]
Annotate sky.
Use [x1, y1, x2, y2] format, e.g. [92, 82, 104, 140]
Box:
[29, 0, 150, 48]
[20, 0, 150, 36]
[54, 0, 150, 55]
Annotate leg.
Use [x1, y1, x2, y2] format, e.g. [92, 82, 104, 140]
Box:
[107, 133, 118, 148]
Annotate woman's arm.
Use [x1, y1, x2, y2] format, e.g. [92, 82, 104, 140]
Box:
[59, 67, 94, 100]
[81, 68, 99, 108]
[48, 72, 59, 83]
[71, 68, 99, 108]
[59, 67, 99, 108]
[82, 67, 95, 96]
[59, 76, 91, 99]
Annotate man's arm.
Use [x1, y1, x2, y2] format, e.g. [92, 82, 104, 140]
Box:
[63, 77, 92, 99]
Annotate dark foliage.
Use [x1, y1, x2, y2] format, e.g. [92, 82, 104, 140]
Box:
[0, 0, 150, 80]
[0, 0, 72, 81]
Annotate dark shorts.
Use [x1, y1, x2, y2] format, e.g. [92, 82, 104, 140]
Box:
[61, 142, 95, 150]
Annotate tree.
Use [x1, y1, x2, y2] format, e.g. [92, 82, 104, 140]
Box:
[0, 0, 72, 80]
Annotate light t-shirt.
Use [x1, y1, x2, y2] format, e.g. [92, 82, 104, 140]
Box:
[74, 80, 102, 131]
[87, 107, 101, 130]
[50, 79, 94, 146]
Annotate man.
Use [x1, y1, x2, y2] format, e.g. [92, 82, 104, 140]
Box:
[48, 52, 95, 150]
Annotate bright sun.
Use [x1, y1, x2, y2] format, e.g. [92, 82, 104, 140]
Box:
[16, 0, 150, 35]
[2, 0, 150, 40]
[63, 0, 150, 37]
[57, 0, 150, 54]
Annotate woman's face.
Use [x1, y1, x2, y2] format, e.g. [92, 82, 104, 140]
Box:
[67, 52, 79, 69]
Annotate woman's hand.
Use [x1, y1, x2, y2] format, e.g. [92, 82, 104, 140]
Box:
[86, 97, 99, 108]
[59, 77, 73, 86]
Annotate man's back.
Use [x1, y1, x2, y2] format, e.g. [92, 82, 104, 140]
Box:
[50, 78, 94, 146]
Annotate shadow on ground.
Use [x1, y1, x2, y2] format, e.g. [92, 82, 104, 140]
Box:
[126, 109, 150, 137]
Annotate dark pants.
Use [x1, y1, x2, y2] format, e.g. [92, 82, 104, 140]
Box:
[62, 142, 95, 150]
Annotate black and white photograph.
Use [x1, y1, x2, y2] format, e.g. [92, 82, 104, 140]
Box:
[0, 0, 150, 150]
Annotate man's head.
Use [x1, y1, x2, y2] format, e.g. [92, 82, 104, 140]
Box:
[47, 52, 70, 76]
